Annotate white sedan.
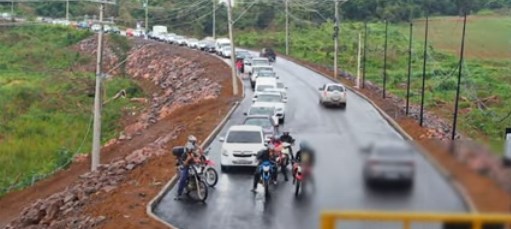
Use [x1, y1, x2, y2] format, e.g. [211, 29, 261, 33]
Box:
[219, 125, 265, 171]
[318, 83, 347, 108]
[252, 92, 287, 123]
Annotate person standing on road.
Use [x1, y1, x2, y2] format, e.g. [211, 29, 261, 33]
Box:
[175, 145, 198, 200]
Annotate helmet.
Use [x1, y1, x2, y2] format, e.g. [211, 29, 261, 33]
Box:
[267, 144, 275, 151]
[187, 135, 197, 145]
[299, 141, 310, 150]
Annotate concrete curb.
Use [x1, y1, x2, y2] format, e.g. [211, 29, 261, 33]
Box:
[282, 56, 478, 213]
[146, 53, 245, 229]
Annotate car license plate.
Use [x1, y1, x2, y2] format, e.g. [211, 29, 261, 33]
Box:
[234, 160, 252, 165]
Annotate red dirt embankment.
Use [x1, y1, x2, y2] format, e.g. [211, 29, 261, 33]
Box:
[1, 37, 240, 228]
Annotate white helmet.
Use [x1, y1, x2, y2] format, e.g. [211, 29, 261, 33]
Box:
[187, 135, 197, 145]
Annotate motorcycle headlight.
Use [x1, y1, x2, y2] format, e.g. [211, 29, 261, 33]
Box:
[221, 149, 229, 156]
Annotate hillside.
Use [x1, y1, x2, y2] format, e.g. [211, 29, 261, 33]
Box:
[0, 25, 144, 196]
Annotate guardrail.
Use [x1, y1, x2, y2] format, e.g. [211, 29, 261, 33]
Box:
[321, 211, 511, 229]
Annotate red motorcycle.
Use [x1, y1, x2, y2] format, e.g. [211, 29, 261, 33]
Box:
[293, 162, 311, 196]
[195, 154, 218, 187]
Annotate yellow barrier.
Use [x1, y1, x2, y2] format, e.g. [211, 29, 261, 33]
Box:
[321, 211, 511, 229]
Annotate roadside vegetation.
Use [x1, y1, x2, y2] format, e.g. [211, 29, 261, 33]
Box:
[0, 25, 143, 196]
[237, 14, 511, 153]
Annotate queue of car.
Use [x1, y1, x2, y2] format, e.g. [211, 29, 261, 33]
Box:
[144, 29, 415, 190]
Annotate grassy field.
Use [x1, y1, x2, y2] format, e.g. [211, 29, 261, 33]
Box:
[0, 26, 143, 196]
[237, 15, 511, 153]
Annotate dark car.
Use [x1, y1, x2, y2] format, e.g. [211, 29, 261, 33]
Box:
[260, 48, 276, 62]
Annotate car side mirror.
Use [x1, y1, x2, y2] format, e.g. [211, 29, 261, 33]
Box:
[360, 143, 374, 154]
[276, 76, 280, 79]
[252, 98, 256, 103]
[219, 137, 225, 142]
[283, 99, 287, 103]
[243, 112, 248, 116]
[318, 87, 323, 91]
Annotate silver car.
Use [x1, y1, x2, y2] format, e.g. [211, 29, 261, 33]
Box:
[318, 83, 347, 108]
[363, 141, 415, 189]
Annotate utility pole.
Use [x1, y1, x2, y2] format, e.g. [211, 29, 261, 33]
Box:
[405, 21, 413, 115]
[382, 20, 388, 98]
[452, 11, 468, 142]
[419, 12, 429, 127]
[285, 0, 289, 55]
[66, 0, 69, 21]
[226, 0, 239, 95]
[356, 32, 362, 88]
[212, 0, 216, 39]
[362, 21, 368, 88]
[333, 0, 339, 79]
[91, 3, 104, 171]
[10, 0, 14, 21]
[144, 0, 148, 32]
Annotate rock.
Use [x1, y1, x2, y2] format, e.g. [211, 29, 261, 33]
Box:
[126, 163, 136, 170]
[21, 209, 45, 226]
[63, 193, 76, 203]
[101, 185, 117, 193]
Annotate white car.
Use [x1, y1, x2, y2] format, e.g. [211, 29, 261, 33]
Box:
[175, 36, 186, 46]
[318, 83, 347, 108]
[219, 125, 265, 171]
[254, 78, 277, 97]
[187, 38, 199, 48]
[91, 24, 101, 32]
[363, 141, 415, 189]
[244, 102, 279, 125]
[250, 66, 274, 88]
[247, 57, 271, 75]
[252, 92, 287, 123]
[221, 46, 232, 58]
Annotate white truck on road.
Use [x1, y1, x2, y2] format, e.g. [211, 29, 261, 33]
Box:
[215, 38, 231, 57]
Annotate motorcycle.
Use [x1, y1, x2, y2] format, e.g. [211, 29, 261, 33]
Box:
[180, 164, 209, 202]
[275, 142, 291, 171]
[293, 161, 312, 197]
[196, 155, 218, 187]
[259, 161, 274, 198]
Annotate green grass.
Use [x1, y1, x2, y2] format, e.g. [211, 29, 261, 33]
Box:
[237, 16, 511, 154]
[0, 25, 144, 196]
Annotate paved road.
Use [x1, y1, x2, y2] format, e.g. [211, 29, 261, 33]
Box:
[154, 55, 466, 229]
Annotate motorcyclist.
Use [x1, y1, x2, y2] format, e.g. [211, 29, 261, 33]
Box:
[185, 135, 204, 158]
[251, 144, 276, 192]
[279, 130, 295, 161]
[175, 144, 198, 200]
[293, 141, 316, 184]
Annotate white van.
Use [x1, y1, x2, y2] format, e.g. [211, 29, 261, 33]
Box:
[215, 38, 231, 56]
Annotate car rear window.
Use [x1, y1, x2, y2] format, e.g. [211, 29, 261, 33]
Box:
[249, 107, 274, 116]
[256, 85, 275, 92]
[327, 85, 345, 92]
[253, 60, 269, 65]
[257, 72, 275, 77]
[257, 94, 281, 102]
[226, 131, 262, 144]
[244, 118, 272, 129]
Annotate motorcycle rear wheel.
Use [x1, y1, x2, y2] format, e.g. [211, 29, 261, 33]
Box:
[295, 181, 301, 197]
[264, 181, 270, 198]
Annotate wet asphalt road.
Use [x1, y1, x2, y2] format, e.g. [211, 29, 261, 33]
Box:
[154, 54, 466, 229]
